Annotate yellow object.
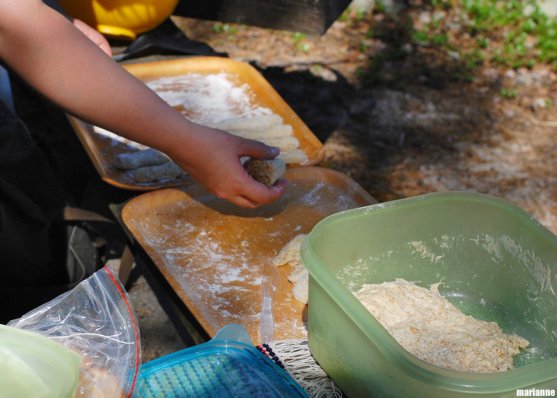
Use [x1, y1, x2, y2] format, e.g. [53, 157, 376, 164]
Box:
[58, 0, 179, 41]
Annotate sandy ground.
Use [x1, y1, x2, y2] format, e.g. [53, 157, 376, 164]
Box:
[127, 272, 185, 361]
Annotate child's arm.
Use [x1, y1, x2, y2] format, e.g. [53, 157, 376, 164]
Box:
[0, 0, 284, 208]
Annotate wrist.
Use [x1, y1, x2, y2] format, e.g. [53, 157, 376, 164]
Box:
[155, 118, 205, 165]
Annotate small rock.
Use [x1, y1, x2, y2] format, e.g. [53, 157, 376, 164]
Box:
[532, 97, 548, 111]
[539, 0, 557, 18]
[482, 68, 499, 81]
[349, 0, 375, 12]
[523, 4, 536, 17]
[418, 11, 432, 25]
[448, 51, 460, 60]
[516, 71, 533, 86]
[401, 43, 413, 54]
[433, 10, 447, 22]
[504, 69, 516, 79]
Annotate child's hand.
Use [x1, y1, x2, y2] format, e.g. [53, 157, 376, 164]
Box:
[167, 125, 286, 208]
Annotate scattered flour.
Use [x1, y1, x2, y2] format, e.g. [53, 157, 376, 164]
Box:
[94, 73, 271, 148]
[145, 73, 273, 125]
[95, 72, 309, 173]
[409, 240, 445, 263]
[300, 182, 326, 206]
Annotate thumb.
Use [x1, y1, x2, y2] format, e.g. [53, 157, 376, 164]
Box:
[239, 139, 280, 160]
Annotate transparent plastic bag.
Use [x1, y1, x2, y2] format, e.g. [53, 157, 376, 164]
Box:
[8, 265, 141, 398]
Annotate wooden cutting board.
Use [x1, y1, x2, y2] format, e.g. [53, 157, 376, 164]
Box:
[122, 167, 376, 343]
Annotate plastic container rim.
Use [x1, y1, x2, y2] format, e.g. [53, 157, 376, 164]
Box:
[139, 338, 262, 376]
[302, 191, 557, 393]
[137, 337, 308, 397]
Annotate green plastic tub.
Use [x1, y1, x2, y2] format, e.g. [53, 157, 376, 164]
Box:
[0, 324, 81, 398]
[301, 192, 557, 398]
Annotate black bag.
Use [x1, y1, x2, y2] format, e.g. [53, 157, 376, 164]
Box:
[0, 101, 102, 323]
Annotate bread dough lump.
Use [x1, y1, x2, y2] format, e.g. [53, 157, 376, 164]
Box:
[274, 234, 308, 304]
[354, 279, 529, 373]
[245, 158, 286, 186]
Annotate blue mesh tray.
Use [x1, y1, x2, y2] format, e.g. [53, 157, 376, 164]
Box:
[133, 325, 308, 398]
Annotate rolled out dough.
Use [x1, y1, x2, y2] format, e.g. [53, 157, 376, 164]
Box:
[210, 114, 283, 131]
[208, 114, 309, 165]
[125, 161, 186, 183]
[113, 148, 169, 170]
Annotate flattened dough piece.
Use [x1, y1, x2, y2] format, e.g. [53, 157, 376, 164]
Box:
[113, 148, 169, 170]
[261, 136, 300, 152]
[291, 271, 309, 304]
[227, 124, 294, 140]
[274, 234, 306, 267]
[126, 161, 185, 183]
[277, 149, 309, 165]
[210, 114, 283, 131]
[274, 234, 309, 304]
[245, 158, 286, 186]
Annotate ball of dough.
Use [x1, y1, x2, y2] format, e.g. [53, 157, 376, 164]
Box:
[245, 158, 286, 186]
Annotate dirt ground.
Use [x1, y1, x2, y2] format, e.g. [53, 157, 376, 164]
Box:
[129, 6, 557, 362]
[173, 9, 557, 233]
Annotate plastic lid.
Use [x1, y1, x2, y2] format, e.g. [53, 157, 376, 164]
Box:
[134, 324, 308, 398]
[0, 324, 81, 398]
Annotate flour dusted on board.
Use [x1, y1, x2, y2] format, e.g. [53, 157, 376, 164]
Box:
[146, 73, 274, 125]
[95, 73, 273, 145]
[146, 73, 308, 165]
[94, 72, 309, 180]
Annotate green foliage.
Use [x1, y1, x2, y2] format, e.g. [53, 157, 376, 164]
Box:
[413, 0, 557, 70]
[212, 23, 238, 35]
[499, 88, 518, 99]
[293, 32, 311, 52]
[430, 0, 452, 9]
[293, 32, 307, 42]
[375, 0, 386, 14]
[462, 48, 485, 69]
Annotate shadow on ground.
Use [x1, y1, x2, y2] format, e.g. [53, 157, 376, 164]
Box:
[238, 3, 504, 202]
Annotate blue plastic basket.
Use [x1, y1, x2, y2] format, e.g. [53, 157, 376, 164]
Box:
[133, 325, 308, 398]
